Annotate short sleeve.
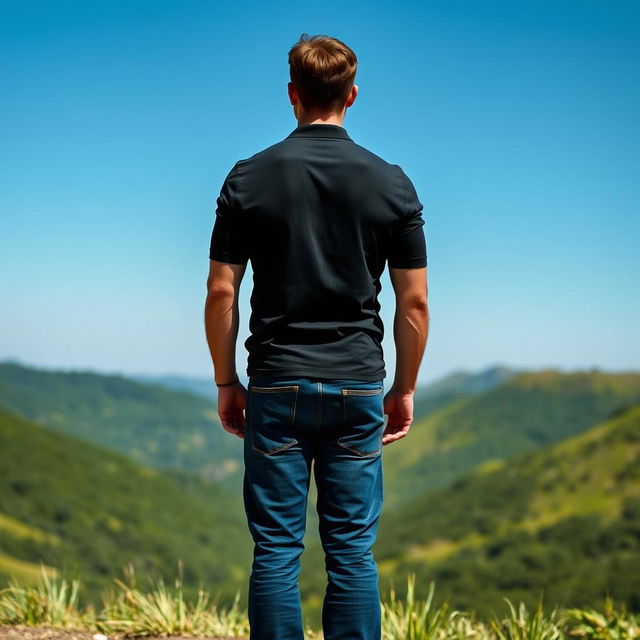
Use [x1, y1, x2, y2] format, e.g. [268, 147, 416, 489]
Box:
[209, 162, 249, 265]
[387, 168, 427, 269]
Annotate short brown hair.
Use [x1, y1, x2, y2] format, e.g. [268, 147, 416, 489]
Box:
[288, 34, 357, 112]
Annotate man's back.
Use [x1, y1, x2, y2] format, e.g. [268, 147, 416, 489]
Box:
[209, 122, 427, 382]
[205, 33, 430, 640]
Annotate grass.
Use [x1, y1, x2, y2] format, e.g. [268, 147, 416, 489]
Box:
[0, 564, 81, 628]
[0, 564, 638, 639]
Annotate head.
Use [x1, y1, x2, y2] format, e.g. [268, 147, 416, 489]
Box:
[287, 33, 358, 125]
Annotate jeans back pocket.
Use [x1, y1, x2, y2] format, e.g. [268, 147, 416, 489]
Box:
[248, 384, 300, 456]
[338, 385, 384, 457]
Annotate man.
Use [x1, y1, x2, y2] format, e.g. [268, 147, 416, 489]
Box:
[204, 33, 429, 640]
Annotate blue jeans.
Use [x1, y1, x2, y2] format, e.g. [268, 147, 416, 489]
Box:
[243, 375, 385, 640]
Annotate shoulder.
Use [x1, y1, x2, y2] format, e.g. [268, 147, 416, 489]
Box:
[236, 135, 295, 166]
[231, 139, 298, 185]
[347, 141, 395, 169]
[348, 143, 422, 214]
[347, 142, 411, 187]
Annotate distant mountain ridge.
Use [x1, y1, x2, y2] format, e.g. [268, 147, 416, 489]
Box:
[2, 360, 638, 507]
[412, 364, 521, 417]
[0, 360, 513, 489]
[133, 365, 519, 406]
[419, 364, 520, 396]
[0, 360, 242, 486]
[381, 368, 640, 508]
[130, 372, 225, 401]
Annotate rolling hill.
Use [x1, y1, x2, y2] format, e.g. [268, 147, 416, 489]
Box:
[378, 404, 640, 618]
[381, 369, 640, 508]
[0, 361, 243, 486]
[130, 372, 222, 401]
[0, 360, 510, 495]
[412, 364, 520, 417]
[3, 360, 640, 627]
[0, 407, 251, 608]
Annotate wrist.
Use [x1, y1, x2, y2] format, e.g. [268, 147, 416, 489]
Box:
[391, 382, 415, 395]
[216, 375, 239, 388]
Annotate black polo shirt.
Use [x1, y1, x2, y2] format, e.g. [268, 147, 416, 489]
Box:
[209, 122, 427, 382]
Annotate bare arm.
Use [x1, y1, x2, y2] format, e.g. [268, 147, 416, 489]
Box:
[382, 265, 429, 445]
[204, 259, 246, 385]
[204, 259, 248, 439]
[389, 265, 429, 393]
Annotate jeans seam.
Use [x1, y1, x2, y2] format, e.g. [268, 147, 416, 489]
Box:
[291, 385, 299, 426]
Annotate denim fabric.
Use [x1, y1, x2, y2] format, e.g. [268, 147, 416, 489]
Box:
[243, 375, 385, 640]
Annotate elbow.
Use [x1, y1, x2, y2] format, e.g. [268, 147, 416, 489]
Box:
[206, 282, 235, 301]
[398, 293, 428, 313]
[206, 271, 234, 299]
[411, 298, 429, 315]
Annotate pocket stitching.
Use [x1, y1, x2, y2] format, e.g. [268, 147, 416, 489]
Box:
[251, 385, 299, 393]
[249, 385, 299, 456]
[342, 388, 383, 396]
[338, 388, 383, 457]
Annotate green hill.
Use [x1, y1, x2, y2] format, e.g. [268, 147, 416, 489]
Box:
[0, 407, 252, 608]
[0, 361, 242, 487]
[5, 363, 638, 542]
[4, 360, 640, 624]
[372, 404, 640, 617]
[412, 364, 520, 417]
[131, 372, 220, 401]
[381, 369, 640, 508]
[0, 361, 518, 511]
[297, 404, 640, 626]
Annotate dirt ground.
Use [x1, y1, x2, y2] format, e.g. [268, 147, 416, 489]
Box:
[0, 626, 244, 640]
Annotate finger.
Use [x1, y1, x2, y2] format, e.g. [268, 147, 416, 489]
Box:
[383, 429, 409, 444]
[382, 420, 411, 443]
[227, 426, 244, 439]
[382, 433, 403, 445]
[220, 417, 241, 436]
[219, 412, 246, 439]
[384, 419, 409, 434]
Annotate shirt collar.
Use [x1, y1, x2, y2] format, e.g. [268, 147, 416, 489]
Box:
[286, 123, 353, 141]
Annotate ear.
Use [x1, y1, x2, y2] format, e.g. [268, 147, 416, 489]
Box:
[287, 82, 298, 106]
[345, 84, 358, 108]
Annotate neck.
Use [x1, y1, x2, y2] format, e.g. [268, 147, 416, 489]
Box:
[296, 110, 345, 128]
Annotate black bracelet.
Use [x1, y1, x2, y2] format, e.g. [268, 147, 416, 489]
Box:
[216, 376, 239, 388]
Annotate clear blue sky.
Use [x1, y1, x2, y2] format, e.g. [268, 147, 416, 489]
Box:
[1, 0, 638, 385]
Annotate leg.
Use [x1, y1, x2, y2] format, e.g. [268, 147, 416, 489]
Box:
[314, 379, 385, 640]
[242, 378, 314, 640]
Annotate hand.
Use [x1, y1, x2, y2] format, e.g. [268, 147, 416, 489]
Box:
[216, 382, 247, 439]
[382, 388, 414, 445]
